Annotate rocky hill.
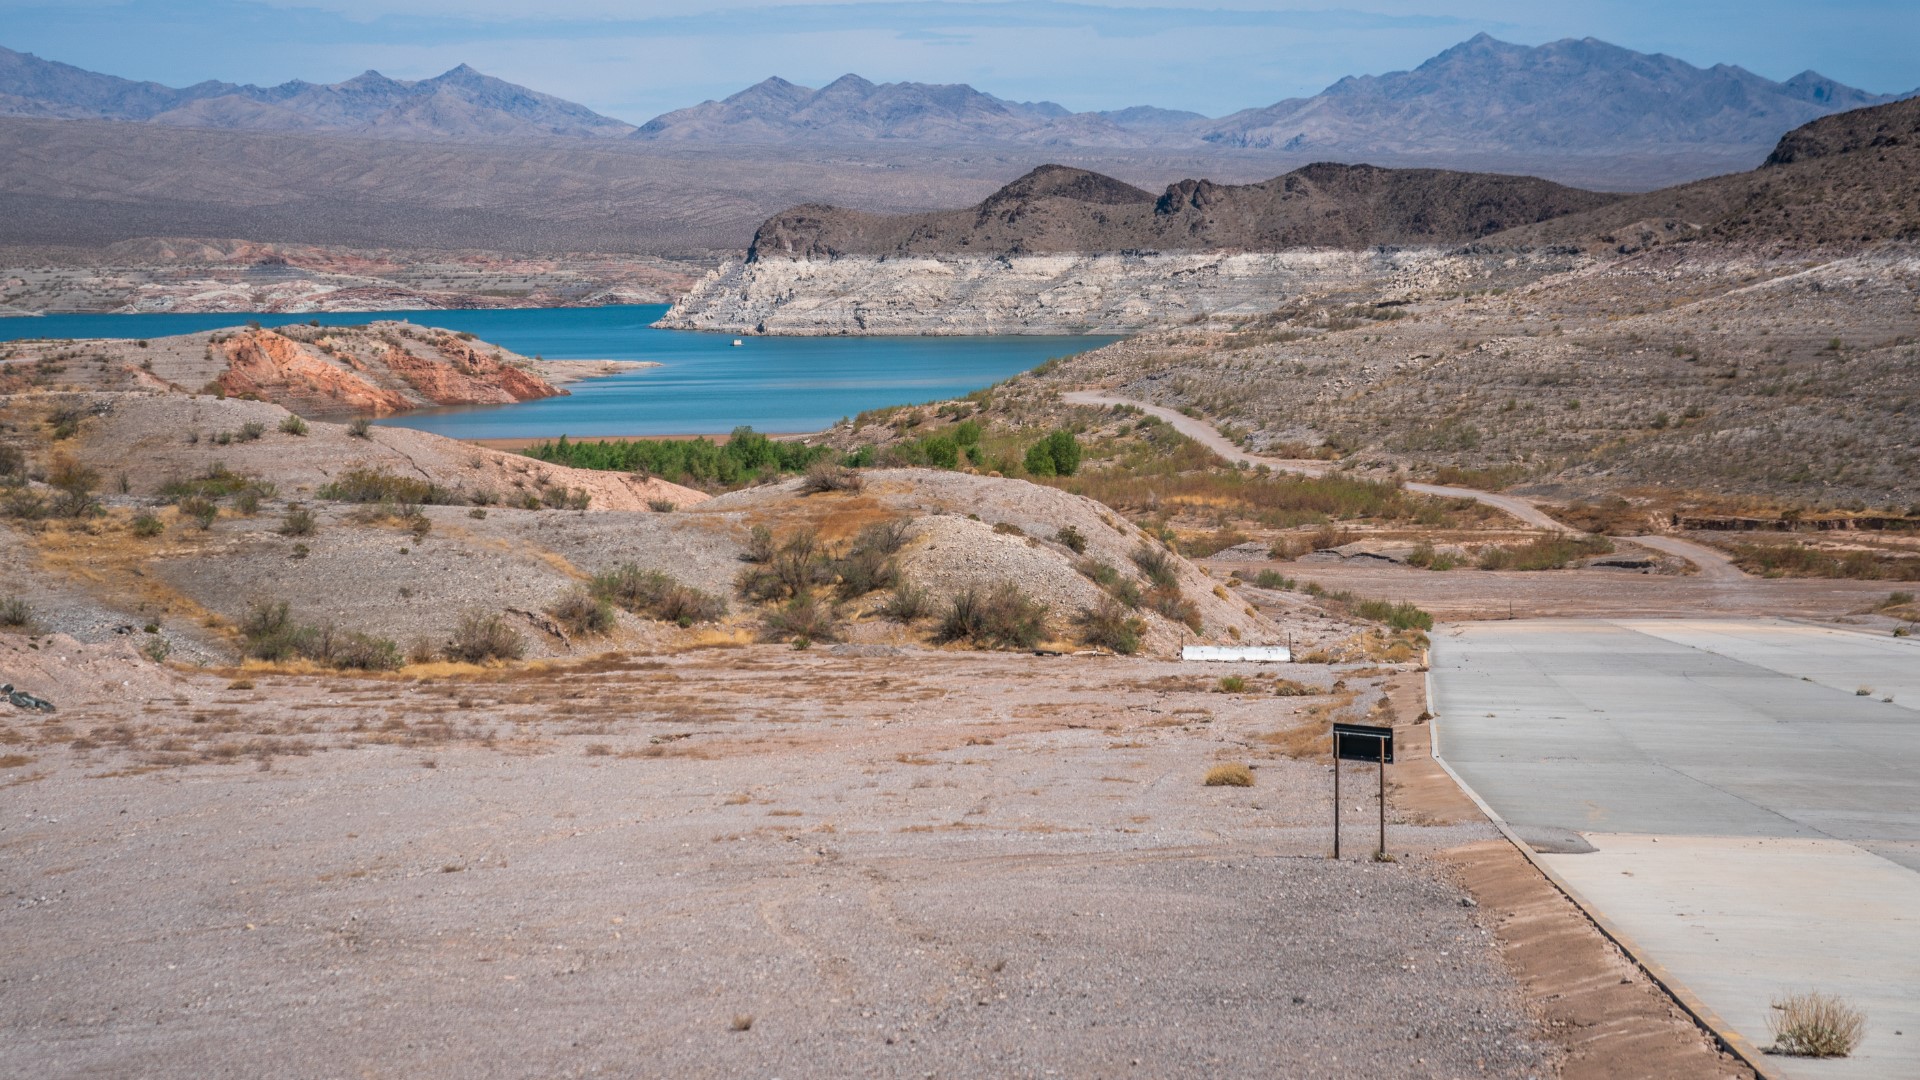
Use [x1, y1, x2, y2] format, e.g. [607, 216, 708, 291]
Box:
[0, 48, 633, 139]
[1497, 95, 1920, 248]
[1202, 34, 1904, 161]
[746, 163, 1616, 259]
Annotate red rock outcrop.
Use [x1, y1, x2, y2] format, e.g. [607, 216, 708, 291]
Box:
[218, 330, 414, 415]
[213, 327, 564, 415]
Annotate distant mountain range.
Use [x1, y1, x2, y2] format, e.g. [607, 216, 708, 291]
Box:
[0, 48, 634, 138]
[2, 36, 1909, 158]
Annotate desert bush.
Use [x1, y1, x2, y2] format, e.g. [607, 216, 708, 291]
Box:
[592, 564, 726, 625]
[0, 595, 35, 631]
[1074, 597, 1145, 654]
[1273, 678, 1317, 696]
[800, 460, 864, 494]
[647, 498, 676, 512]
[742, 524, 776, 563]
[991, 521, 1026, 537]
[1768, 992, 1866, 1057]
[237, 421, 266, 442]
[239, 598, 305, 660]
[1218, 676, 1247, 693]
[735, 528, 831, 602]
[130, 510, 165, 538]
[550, 589, 616, 637]
[279, 505, 316, 537]
[0, 444, 24, 482]
[1148, 587, 1202, 632]
[854, 518, 912, 556]
[1204, 763, 1254, 787]
[233, 489, 262, 516]
[141, 636, 171, 663]
[279, 415, 309, 436]
[1477, 535, 1615, 571]
[1729, 542, 1920, 582]
[1130, 543, 1180, 590]
[833, 545, 898, 600]
[446, 611, 526, 663]
[318, 468, 457, 505]
[178, 497, 218, 530]
[347, 418, 373, 438]
[401, 505, 432, 540]
[936, 582, 1047, 650]
[878, 581, 931, 622]
[1253, 569, 1294, 590]
[1875, 591, 1916, 610]
[48, 456, 101, 518]
[157, 464, 255, 503]
[1054, 525, 1087, 553]
[323, 631, 402, 671]
[760, 593, 841, 643]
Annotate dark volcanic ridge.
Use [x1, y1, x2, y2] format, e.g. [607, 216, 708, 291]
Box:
[746, 163, 1619, 258]
[748, 96, 1920, 259]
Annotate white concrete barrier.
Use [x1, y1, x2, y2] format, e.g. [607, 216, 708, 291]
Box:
[1180, 645, 1291, 663]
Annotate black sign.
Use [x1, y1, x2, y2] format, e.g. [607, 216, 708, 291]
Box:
[1333, 722, 1394, 763]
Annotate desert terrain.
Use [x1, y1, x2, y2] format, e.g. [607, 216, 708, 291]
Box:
[3, 55, 1917, 1080]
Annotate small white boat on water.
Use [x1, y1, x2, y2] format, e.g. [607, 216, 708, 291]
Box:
[731, 339, 744, 347]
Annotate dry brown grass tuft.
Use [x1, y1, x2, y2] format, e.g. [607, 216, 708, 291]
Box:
[1203, 762, 1254, 787]
[1769, 992, 1866, 1057]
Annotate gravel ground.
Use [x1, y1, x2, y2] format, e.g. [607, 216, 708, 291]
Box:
[0, 647, 1543, 1079]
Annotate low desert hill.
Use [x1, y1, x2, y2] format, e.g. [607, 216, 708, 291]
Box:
[746, 162, 1617, 259]
[0, 321, 605, 417]
[1497, 94, 1920, 248]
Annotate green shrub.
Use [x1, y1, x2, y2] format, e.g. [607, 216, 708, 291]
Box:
[1253, 569, 1294, 590]
[0, 595, 35, 631]
[279, 506, 316, 537]
[1074, 597, 1145, 654]
[179, 497, 218, 530]
[1148, 587, 1202, 632]
[237, 421, 267, 442]
[760, 593, 841, 643]
[550, 589, 616, 637]
[130, 511, 165, 538]
[1130, 543, 1180, 590]
[1476, 535, 1615, 571]
[317, 468, 458, 505]
[936, 582, 1047, 650]
[1054, 525, 1087, 553]
[1218, 676, 1247, 693]
[879, 581, 931, 622]
[279, 415, 309, 436]
[446, 611, 526, 663]
[347, 418, 373, 438]
[1023, 429, 1083, 477]
[592, 564, 727, 624]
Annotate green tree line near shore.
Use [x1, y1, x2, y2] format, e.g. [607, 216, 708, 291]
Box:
[522, 428, 834, 486]
[523, 425, 1084, 488]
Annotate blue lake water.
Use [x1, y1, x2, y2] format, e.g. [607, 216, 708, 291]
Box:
[0, 306, 1119, 438]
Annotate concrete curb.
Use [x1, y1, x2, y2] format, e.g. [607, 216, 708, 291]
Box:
[1423, 665, 1784, 1080]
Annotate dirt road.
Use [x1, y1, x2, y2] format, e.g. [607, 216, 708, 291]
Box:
[1062, 391, 1573, 533]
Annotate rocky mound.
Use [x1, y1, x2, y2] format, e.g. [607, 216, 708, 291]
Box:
[1496, 96, 1920, 249]
[746, 163, 1616, 259]
[3, 322, 568, 416]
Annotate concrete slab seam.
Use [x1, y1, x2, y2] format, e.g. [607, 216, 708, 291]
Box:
[1423, 662, 1783, 1080]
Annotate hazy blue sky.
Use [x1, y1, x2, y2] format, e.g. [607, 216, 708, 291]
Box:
[4, 0, 1916, 121]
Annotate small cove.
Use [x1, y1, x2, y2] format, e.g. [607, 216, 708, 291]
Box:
[2, 305, 1119, 438]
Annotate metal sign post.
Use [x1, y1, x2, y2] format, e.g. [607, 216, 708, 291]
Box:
[1332, 722, 1395, 860]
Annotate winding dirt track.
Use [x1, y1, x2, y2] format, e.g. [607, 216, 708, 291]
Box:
[1062, 391, 1577, 531]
